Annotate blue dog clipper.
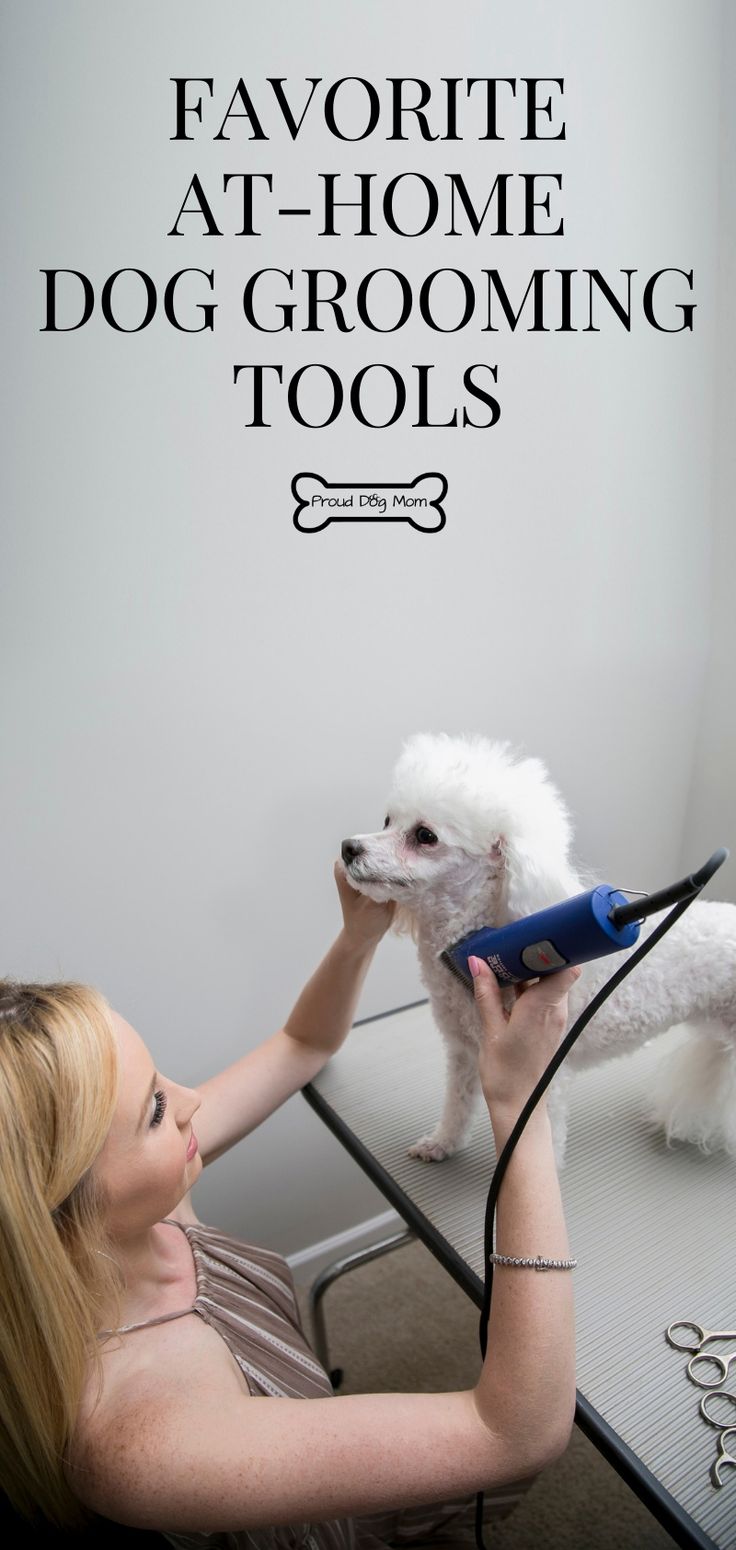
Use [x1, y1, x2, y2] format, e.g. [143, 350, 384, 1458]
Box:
[441, 887, 641, 990]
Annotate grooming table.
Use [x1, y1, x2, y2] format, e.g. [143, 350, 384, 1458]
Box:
[302, 999, 736, 1550]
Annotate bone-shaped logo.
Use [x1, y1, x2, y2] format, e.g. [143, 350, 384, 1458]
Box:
[292, 472, 447, 533]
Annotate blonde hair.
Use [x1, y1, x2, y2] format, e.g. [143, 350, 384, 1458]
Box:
[0, 977, 125, 1529]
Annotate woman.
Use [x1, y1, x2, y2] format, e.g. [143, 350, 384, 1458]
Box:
[0, 860, 579, 1544]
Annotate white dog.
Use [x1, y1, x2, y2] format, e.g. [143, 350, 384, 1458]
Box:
[341, 732, 736, 1167]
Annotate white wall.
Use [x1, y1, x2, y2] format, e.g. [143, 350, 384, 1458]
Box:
[679, 0, 736, 897]
[0, 0, 728, 1254]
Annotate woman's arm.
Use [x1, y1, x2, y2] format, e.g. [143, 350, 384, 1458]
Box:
[470, 958, 578, 1451]
[277, 860, 397, 1054]
[193, 863, 394, 1166]
[68, 964, 578, 1535]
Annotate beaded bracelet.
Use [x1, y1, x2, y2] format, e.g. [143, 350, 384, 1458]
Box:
[490, 1252, 578, 1271]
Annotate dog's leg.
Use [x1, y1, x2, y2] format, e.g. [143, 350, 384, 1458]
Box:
[643, 1020, 736, 1156]
[408, 1039, 575, 1165]
[409, 1038, 481, 1162]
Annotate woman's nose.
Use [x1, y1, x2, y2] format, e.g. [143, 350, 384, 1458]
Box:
[178, 1085, 202, 1123]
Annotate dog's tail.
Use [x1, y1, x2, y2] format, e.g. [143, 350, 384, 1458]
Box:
[643, 1021, 736, 1157]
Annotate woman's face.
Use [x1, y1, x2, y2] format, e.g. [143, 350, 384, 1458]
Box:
[93, 1011, 203, 1238]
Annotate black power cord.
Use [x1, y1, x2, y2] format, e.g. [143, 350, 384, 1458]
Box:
[473, 848, 728, 1550]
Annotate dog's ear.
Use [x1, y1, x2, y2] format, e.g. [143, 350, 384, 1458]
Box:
[495, 833, 579, 920]
[391, 903, 420, 943]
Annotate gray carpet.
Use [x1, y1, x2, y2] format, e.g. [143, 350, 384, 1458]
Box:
[294, 1239, 677, 1549]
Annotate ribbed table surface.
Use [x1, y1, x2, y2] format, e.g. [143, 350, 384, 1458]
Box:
[308, 1002, 736, 1550]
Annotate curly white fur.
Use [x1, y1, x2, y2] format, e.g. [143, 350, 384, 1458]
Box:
[342, 732, 736, 1168]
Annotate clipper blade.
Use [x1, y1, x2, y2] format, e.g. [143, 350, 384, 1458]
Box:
[439, 947, 475, 995]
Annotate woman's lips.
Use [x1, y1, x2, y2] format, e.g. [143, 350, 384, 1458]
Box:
[186, 1129, 198, 1161]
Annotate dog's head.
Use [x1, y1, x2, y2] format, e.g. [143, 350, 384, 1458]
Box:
[341, 732, 580, 930]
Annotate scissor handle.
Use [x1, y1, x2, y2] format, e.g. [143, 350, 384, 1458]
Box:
[711, 1429, 736, 1489]
[666, 1321, 707, 1353]
[688, 1351, 736, 1389]
[700, 1390, 736, 1429]
[666, 1322, 736, 1353]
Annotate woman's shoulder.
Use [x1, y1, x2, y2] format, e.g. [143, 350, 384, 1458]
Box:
[66, 1314, 252, 1520]
[67, 1197, 247, 1487]
[69, 1305, 251, 1506]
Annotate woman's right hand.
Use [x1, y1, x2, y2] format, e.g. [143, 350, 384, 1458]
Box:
[469, 956, 581, 1132]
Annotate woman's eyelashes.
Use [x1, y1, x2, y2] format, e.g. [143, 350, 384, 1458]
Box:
[151, 1088, 168, 1127]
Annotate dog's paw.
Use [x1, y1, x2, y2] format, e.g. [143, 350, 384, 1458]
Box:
[407, 1134, 455, 1163]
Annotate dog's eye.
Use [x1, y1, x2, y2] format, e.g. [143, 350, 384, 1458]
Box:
[416, 826, 438, 846]
[383, 815, 390, 829]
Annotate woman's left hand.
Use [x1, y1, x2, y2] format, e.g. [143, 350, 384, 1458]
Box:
[333, 857, 397, 948]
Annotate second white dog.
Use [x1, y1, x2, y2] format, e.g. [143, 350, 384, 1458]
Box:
[341, 732, 736, 1168]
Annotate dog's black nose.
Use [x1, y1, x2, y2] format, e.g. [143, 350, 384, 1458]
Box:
[341, 839, 364, 865]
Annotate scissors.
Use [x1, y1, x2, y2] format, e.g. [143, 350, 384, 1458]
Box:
[666, 1322, 736, 1354]
[666, 1323, 736, 1388]
[700, 1390, 736, 1429]
[710, 1429, 736, 1489]
[700, 1393, 736, 1488]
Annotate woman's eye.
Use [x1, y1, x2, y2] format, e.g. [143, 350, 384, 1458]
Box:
[416, 826, 438, 846]
[151, 1089, 167, 1127]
